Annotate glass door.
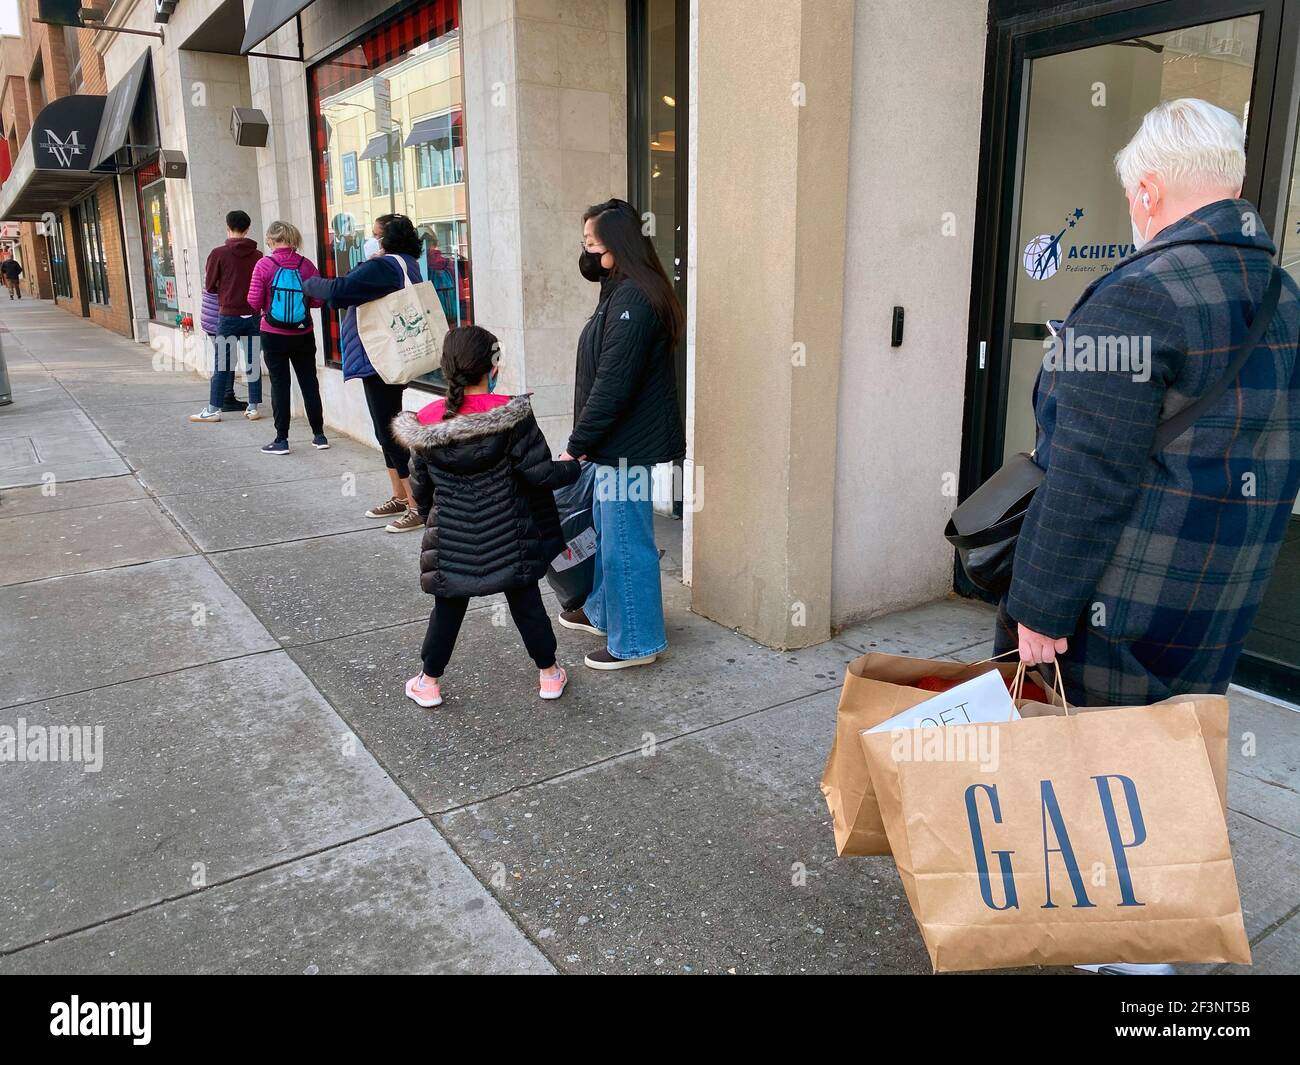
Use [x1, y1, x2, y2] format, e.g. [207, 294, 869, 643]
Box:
[964, 0, 1299, 699]
[1004, 14, 1264, 461]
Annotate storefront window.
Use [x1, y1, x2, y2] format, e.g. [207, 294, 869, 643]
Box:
[75, 194, 109, 306]
[47, 213, 72, 300]
[136, 159, 179, 323]
[308, 0, 473, 386]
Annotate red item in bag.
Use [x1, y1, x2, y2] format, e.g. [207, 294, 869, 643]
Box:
[914, 672, 1048, 703]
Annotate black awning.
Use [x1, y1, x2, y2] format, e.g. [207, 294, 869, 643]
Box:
[358, 130, 401, 161]
[241, 0, 315, 55]
[91, 50, 154, 172]
[404, 111, 461, 148]
[0, 95, 107, 221]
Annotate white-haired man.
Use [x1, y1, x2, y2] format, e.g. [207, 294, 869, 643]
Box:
[996, 98, 1300, 713]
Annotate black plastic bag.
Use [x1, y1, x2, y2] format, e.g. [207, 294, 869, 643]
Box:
[546, 461, 598, 610]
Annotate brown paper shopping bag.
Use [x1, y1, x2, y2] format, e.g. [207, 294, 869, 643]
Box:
[860, 702, 1250, 972]
[1018, 692, 1229, 812]
[820, 653, 1018, 856]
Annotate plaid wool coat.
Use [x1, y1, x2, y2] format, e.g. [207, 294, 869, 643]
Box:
[998, 198, 1300, 706]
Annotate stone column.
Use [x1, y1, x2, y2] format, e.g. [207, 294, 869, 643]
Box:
[688, 0, 854, 648]
[462, 0, 628, 447]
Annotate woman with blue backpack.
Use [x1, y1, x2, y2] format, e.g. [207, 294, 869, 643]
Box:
[247, 220, 327, 455]
[301, 214, 426, 533]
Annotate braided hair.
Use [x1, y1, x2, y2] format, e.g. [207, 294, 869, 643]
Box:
[440, 325, 500, 420]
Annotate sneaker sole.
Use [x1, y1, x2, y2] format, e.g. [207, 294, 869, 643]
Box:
[557, 614, 607, 636]
[261, 448, 290, 455]
[406, 692, 443, 708]
[584, 652, 658, 671]
[189, 416, 221, 423]
[539, 687, 567, 700]
[365, 509, 402, 518]
[312, 442, 330, 449]
[385, 523, 423, 533]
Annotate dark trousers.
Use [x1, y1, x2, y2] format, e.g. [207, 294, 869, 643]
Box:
[421, 583, 558, 678]
[262, 331, 323, 440]
[362, 374, 410, 479]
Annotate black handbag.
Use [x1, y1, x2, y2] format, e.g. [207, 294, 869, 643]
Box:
[946, 266, 1282, 596]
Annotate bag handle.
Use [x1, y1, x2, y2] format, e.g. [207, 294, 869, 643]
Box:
[382, 253, 414, 290]
[976, 648, 1072, 716]
[1150, 266, 1282, 452]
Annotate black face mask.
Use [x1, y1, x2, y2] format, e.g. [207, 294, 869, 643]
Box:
[579, 249, 611, 283]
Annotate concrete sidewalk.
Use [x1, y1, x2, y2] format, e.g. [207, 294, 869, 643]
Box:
[0, 299, 1295, 974]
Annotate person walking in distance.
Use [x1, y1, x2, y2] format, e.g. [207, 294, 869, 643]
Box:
[245, 221, 327, 455]
[1, 251, 23, 299]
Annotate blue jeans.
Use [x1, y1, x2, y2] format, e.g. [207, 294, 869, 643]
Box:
[208, 315, 263, 408]
[583, 464, 668, 659]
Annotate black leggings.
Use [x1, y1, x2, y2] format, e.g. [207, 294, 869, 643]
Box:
[261, 331, 324, 439]
[421, 583, 557, 678]
[363, 374, 410, 479]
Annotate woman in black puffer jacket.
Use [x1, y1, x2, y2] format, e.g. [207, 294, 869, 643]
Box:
[391, 325, 580, 708]
[557, 198, 686, 672]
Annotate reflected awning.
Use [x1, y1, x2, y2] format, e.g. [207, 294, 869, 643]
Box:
[91, 50, 153, 172]
[404, 111, 461, 148]
[0, 95, 107, 221]
[358, 130, 401, 161]
[240, 0, 315, 55]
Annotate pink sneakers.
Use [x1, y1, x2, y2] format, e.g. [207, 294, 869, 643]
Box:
[539, 666, 568, 700]
[405, 673, 443, 708]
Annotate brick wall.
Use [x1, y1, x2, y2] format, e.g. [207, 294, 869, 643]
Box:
[54, 182, 133, 338]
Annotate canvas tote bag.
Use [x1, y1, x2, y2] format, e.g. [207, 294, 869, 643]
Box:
[356, 254, 448, 385]
[859, 673, 1249, 972]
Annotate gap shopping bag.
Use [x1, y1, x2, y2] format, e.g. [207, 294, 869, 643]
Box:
[820, 652, 1020, 856]
[859, 695, 1250, 972]
[355, 255, 448, 385]
[546, 461, 598, 610]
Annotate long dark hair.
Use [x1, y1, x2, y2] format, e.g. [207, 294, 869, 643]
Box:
[584, 198, 683, 345]
[440, 325, 499, 420]
[380, 214, 421, 257]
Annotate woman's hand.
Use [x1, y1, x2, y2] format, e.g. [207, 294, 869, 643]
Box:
[1017, 623, 1068, 664]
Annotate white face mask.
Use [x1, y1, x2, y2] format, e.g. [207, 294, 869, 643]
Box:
[1130, 193, 1154, 251]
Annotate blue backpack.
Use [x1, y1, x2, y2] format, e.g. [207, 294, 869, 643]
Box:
[266, 256, 309, 330]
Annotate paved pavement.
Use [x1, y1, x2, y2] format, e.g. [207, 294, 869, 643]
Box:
[0, 299, 1296, 974]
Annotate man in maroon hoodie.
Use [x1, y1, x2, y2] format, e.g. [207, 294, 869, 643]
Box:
[191, 210, 264, 422]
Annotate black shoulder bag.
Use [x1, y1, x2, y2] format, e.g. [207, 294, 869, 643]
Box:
[946, 266, 1282, 596]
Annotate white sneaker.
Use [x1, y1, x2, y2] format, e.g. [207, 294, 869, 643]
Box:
[245, 405, 261, 420]
[189, 406, 221, 422]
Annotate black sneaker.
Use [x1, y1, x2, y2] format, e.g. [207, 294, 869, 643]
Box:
[558, 608, 606, 637]
[220, 397, 246, 412]
[260, 439, 290, 455]
[584, 646, 659, 671]
[312, 434, 330, 450]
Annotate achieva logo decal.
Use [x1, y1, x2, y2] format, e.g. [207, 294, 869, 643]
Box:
[1023, 207, 1136, 280]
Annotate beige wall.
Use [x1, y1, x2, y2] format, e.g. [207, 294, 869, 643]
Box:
[829, 0, 987, 628]
[690, 0, 854, 648]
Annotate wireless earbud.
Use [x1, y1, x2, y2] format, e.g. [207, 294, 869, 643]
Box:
[1142, 192, 1151, 209]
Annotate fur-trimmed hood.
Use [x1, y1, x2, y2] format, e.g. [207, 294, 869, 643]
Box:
[392, 394, 533, 451]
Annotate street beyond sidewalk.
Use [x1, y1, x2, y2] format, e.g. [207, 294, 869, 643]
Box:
[0, 299, 1295, 974]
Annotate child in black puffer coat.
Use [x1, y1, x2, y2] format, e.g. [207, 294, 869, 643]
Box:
[391, 325, 581, 707]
